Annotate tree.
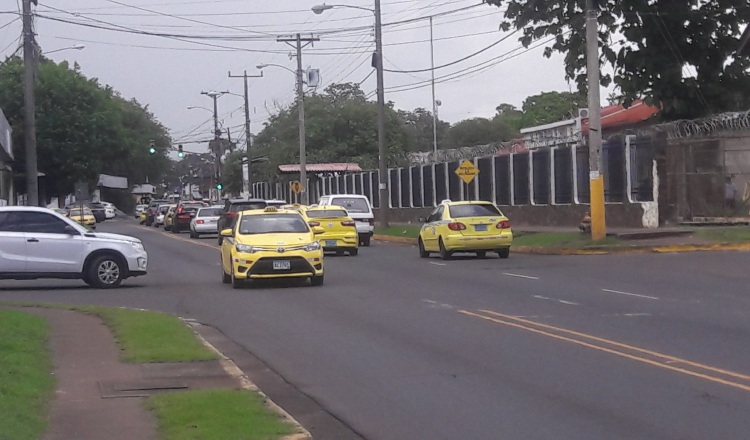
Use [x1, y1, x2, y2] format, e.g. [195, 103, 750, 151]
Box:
[486, 0, 750, 119]
[493, 103, 523, 131]
[0, 57, 172, 205]
[445, 117, 517, 149]
[520, 91, 587, 127]
[398, 107, 449, 152]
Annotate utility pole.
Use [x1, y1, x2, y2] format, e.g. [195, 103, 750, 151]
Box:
[585, 0, 606, 240]
[430, 16, 438, 160]
[228, 70, 263, 197]
[201, 90, 228, 201]
[278, 34, 319, 205]
[22, 0, 38, 206]
[374, 0, 389, 227]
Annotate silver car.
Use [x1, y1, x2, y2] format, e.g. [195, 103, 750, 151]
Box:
[189, 206, 223, 239]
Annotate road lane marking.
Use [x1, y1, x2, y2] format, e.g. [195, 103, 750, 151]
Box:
[503, 272, 539, 280]
[429, 262, 447, 266]
[602, 288, 659, 300]
[422, 299, 455, 309]
[557, 300, 579, 306]
[533, 295, 550, 300]
[458, 309, 750, 392]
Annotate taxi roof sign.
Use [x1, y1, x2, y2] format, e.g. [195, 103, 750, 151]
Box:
[454, 160, 479, 185]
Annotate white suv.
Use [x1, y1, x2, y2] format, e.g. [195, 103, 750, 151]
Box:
[317, 194, 374, 246]
[0, 206, 148, 288]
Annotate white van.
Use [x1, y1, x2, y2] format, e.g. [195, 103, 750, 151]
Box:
[318, 194, 374, 246]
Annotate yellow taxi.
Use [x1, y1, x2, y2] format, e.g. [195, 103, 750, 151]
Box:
[302, 206, 358, 256]
[418, 200, 512, 260]
[220, 207, 325, 288]
[139, 211, 147, 224]
[68, 207, 97, 229]
[163, 205, 176, 231]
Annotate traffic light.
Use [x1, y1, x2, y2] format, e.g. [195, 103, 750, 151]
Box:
[177, 144, 185, 158]
[148, 139, 156, 154]
[216, 183, 223, 190]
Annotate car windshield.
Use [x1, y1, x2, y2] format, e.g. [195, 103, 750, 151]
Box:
[198, 208, 222, 217]
[330, 198, 369, 213]
[158, 206, 170, 213]
[449, 203, 502, 218]
[306, 209, 348, 218]
[88, 203, 104, 209]
[230, 202, 267, 212]
[238, 214, 309, 235]
[70, 208, 92, 216]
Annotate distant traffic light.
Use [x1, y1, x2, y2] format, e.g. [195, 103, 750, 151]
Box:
[148, 139, 156, 154]
[177, 144, 185, 158]
[216, 183, 223, 190]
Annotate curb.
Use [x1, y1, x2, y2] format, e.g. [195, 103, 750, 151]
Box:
[184, 319, 313, 440]
[372, 234, 750, 255]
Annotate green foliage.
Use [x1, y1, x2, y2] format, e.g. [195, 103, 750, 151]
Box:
[0, 57, 172, 202]
[520, 91, 587, 127]
[445, 116, 518, 149]
[486, 0, 750, 119]
[220, 150, 246, 195]
[397, 107, 450, 152]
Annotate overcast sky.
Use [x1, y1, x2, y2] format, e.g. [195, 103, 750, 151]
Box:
[1, 0, 584, 154]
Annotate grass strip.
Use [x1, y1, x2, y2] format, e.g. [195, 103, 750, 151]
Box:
[0, 310, 55, 440]
[146, 389, 295, 440]
[74, 306, 218, 363]
[694, 226, 750, 243]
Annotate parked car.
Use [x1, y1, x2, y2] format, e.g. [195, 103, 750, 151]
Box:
[217, 198, 268, 245]
[219, 206, 325, 288]
[67, 207, 96, 229]
[144, 199, 169, 226]
[87, 202, 108, 223]
[154, 204, 172, 228]
[418, 200, 513, 260]
[317, 194, 374, 246]
[135, 204, 147, 219]
[171, 201, 207, 234]
[101, 202, 116, 219]
[0, 206, 148, 288]
[190, 206, 223, 239]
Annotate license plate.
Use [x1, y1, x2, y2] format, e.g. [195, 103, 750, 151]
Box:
[325, 240, 336, 247]
[273, 260, 291, 270]
[208, 219, 216, 223]
[475, 224, 488, 232]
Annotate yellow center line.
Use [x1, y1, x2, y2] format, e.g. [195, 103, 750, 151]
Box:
[458, 309, 750, 393]
[477, 309, 750, 381]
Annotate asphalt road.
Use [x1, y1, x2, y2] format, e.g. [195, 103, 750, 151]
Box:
[2, 217, 750, 440]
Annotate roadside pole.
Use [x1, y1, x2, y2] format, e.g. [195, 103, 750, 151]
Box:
[228, 70, 263, 197]
[586, 0, 606, 240]
[22, 0, 39, 206]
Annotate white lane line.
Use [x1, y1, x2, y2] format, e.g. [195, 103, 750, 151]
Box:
[558, 300, 580, 306]
[533, 295, 551, 300]
[602, 288, 659, 301]
[429, 262, 447, 266]
[422, 299, 455, 309]
[623, 313, 652, 317]
[422, 300, 438, 304]
[503, 272, 539, 280]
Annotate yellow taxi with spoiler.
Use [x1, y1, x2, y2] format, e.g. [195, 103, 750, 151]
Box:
[220, 206, 325, 288]
[418, 200, 512, 260]
[303, 206, 359, 256]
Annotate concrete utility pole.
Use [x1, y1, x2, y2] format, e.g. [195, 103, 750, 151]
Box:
[22, 0, 38, 206]
[430, 16, 438, 160]
[374, 0, 389, 227]
[201, 90, 228, 199]
[278, 33, 319, 205]
[585, 0, 606, 240]
[228, 70, 263, 197]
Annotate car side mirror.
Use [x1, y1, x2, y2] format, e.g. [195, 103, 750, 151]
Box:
[220, 228, 233, 237]
[64, 225, 79, 235]
[312, 226, 326, 235]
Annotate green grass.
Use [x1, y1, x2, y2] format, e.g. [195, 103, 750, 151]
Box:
[694, 226, 750, 243]
[0, 310, 55, 440]
[74, 306, 219, 363]
[374, 224, 422, 238]
[146, 389, 295, 440]
[513, 232, 624, 248]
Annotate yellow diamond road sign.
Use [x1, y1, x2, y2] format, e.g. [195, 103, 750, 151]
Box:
[455, 160, 479, 185]
[290, 181, 304, 194]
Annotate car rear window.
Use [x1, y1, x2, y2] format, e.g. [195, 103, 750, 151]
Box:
[181, 203, 204, 212]
[198, 207, 222, 217]
[239, 214, 309, 234]
[306, 209, 348, 219]
[329, 198, 370, 213]
[448, 204, 502, 218]
[230, 202, 266, 212]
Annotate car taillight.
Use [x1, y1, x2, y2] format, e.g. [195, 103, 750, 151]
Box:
[196, 219, 204, 224]
[447, 222, 466, 231]
[497, 220, 511, 229]
[227, 212, 237, 218]
[177, 206, 184, 214]
[368, 219, 374, 226]
[308, 221, 320, 227]
[341, 220, 356, 227]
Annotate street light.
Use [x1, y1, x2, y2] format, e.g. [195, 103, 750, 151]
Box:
[312, 1, 389, 227]
[256, 63, 296, 75]
[42, 44, 85, 55]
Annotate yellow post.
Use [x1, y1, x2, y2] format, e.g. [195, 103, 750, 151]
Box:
[589, 174, 606, 240]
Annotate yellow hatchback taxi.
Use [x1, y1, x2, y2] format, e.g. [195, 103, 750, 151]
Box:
[68, 207, 96, 229]
[303, 206, 359, 256]
[418, 200, 512, 260]
[220, 207, 325, 288]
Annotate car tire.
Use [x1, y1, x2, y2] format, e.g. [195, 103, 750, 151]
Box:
[439, 238, 452, 261]
[498, 248, 510, 259]
[310, 274, 324, 286]
[171, 225, 179, 234]
[418, 238, 429, 258]
[190, 229, 198, 239]
[222, 263, 231, 284]
[476, 251, 486, 258]
[84, 254, 125, 289]
[231, 267, 243, 289]
[362, 236, 371, 247]
[218, 236, 224, 246]
[349, 248, 358, 256]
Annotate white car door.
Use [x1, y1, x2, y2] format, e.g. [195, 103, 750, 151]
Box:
[17, 211, 86, 274]
[0, 212, 27, 272]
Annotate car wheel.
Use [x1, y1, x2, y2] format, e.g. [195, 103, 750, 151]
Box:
[476, 251, 486, 258]
[418, 238, 429, 258]
[310, 274, 324, 286]
[498, 248, 510, 259]
[231, 267, 243, 289]
[85, 254, 125, 289]
[439, 238, 452, 261]
[218, 236, 224, 246]
[349, 248, 358, 256]
[221, 261, 231, 284]
[190, 229, 198, 239]
[171, 225, 179, 234]
[361, 236, 371, 247]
